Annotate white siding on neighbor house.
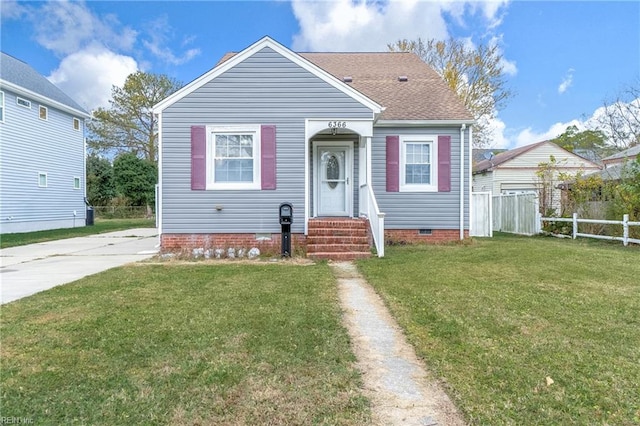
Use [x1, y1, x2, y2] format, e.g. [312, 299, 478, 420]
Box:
[161, 47, 373, 235]
[472, 171, 493, 193]
[504, 142, 598, 170]
[372, 126, 470, 230]
[0, 89, 86, 233]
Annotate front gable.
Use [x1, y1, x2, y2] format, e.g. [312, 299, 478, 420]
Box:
[500, 142, 600, 170]
[153, 37, 382, 115]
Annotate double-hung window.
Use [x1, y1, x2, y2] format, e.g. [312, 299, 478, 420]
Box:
[207, 126, 260, 189]
[400, 135, 437, 192]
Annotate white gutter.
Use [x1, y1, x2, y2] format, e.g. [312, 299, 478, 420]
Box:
[0, 80, 91, 118]
[376, 119, 475, 128]
[460, 124, 466, 240]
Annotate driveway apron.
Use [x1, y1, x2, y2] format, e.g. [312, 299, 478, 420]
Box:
[0, 228, 159, 304]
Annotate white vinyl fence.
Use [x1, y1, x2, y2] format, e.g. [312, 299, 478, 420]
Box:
[493, 192, 541, 235]
[541, 213, 640, 246]
[471, 192, 492, 237]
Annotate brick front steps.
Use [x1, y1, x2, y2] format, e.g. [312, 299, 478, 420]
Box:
[307, 218, 371, 260]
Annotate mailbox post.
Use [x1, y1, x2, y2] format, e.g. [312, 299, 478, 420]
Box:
[279, 203, 293, 257]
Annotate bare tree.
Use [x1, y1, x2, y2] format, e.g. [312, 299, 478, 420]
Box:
[597, 79, 640, 150]
[388, 37, 513, 147]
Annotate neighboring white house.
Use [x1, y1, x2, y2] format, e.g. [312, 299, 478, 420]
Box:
[0, 52, 91, 233]
[473, 141, 601, 213]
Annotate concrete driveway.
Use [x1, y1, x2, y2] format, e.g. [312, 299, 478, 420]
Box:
[0, 228, 159, 304]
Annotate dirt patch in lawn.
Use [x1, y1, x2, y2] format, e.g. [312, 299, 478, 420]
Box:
[331, 261, 465, 426]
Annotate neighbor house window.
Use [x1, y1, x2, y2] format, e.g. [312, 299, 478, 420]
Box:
[73, 177, 81, 189]
[207, 126, 260, 190]
[39, 105, 48, 120]
[38, 173, 48, 187]
[17, 97, 31, 109]
[73, 117, 80, 131]
[399, 135, 437, 192]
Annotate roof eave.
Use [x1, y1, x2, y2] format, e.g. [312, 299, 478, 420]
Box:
[375, 119, 475, 127]
[153, 36, 384, 115]
[0, 79, 91, 119]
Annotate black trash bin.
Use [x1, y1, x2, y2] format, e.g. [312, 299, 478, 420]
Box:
[86, 207, 94, 226]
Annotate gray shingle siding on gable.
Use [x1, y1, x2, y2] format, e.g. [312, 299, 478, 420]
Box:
[372, 126, 470, 229]
[0, 88, 86, 233]
[161, 47, 373, 234]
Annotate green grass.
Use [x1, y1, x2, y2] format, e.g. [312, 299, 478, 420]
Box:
[0, 218, 156, 249]
[0, 262, 370, 425]
[357, 234, 640, 425]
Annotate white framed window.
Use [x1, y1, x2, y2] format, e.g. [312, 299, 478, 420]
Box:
[73, 117, 81, 131]
[206, 126, 260, 190]
[400, 135, 438, 192]
[73, 176, 81, 189]
[0, 91, 4, 122]
[17, 97, 31, 109]
[38, 172, 48, 188]
[39, 105, 48, 120]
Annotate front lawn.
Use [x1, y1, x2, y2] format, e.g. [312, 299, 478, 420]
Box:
[0, 262, 370, 425]
[358, 235, 640, 425]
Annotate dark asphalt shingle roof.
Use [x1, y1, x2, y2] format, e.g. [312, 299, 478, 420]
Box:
[0, 51, 88, 115]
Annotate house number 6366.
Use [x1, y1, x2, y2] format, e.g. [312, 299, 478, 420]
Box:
[328, 121, 347, 129]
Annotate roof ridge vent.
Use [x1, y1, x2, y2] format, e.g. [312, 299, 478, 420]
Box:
[398, 75, 408, 82]
[343, 76, 353, 83]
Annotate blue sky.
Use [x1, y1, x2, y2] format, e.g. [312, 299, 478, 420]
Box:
[1, 0, 639, 149]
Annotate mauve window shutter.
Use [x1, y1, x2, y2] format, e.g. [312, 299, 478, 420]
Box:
[438, 135, 451, 192]
[261, 125, 276, 190]
[386, 135, 399, 192]
[191, 126, 206, 190]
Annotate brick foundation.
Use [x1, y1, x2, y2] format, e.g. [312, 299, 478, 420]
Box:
[385, 229, 469, 244]
[161, 233, 306, 256]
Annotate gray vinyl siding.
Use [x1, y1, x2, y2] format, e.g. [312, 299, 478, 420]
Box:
[0, 89, 86, 233]
[161, 47, 373, 234]
[371, 126, 470, 230]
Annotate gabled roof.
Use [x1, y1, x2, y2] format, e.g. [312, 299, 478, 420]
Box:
[155, 36, 474, 123]
[473, 140, 600, 174]
[0, 52, 90, 118]
[602, 145, 640, 163]
[298, 52, 473, 121]
[154, 36, 383, 115]
[472, 148, 507, 164]
[473, 141, 548, 173]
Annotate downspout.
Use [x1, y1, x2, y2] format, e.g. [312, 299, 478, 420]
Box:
[460, 124, 466, 240]
[157, 113, 163, 238]
[468, 125, 474, 237]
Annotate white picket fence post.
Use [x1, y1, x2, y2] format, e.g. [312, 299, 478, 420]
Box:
[623, 214, 629, 247]
[572, 212, 578, 240]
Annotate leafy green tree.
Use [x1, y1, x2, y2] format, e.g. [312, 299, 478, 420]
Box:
[113, 153, 157, 210]
[550, 125, 614, 161]
[388, 37, 513, 147]
[87, 71, 182, 162]
[86, 154, 115, 206]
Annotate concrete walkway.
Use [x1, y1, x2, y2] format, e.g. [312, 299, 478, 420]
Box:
[0, 228, 159, 304]
[330, 262, 465, 426]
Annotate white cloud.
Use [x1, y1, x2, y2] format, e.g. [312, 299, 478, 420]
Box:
[291, 0, 512, 52]
[291, 0, 450, 51]
[48, 45, 138, 111]
[142, 15, 201, 65]
[0, 0, 27, 20]
[33, 0, 136, 56]
[558, 68, 574, 94]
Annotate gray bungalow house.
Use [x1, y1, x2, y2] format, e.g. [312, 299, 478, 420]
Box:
[153, 37, 474, 258]
[1, 52, 91, 233]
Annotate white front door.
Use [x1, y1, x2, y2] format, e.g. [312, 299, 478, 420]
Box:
[315, 142, 352, 217]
